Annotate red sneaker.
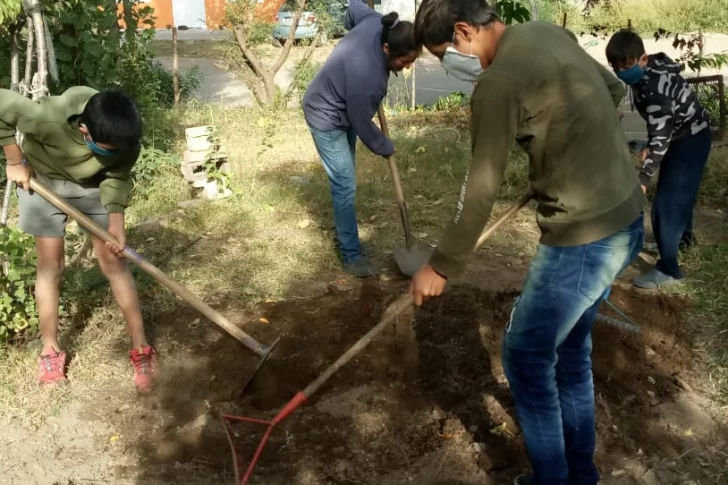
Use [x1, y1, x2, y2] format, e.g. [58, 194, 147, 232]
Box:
[129, 346, 158, 393]
[37, 350, 68, 387]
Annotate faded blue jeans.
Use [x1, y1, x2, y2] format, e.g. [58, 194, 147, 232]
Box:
[308, 124, 362, 265]
[503, 214, 644, 485]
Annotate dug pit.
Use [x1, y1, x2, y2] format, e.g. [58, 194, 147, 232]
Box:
[123, 280, 717, 485]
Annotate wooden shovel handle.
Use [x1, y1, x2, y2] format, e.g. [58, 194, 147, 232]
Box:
[28, 178, 270, 357]
[377, 105, 413, 249]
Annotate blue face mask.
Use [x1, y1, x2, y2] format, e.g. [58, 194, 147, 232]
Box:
[84, 136, 119, 157]
[615, 63, 644, 85]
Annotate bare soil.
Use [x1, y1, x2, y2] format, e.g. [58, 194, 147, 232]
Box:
[2, 243, 727, 485]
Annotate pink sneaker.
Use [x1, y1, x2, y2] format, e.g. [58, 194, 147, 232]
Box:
[37, 350, 68, 387]
[129, 346, 158, 393]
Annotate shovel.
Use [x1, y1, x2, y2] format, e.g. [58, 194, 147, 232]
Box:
[28, 177, 279, 389]
[376, 105, 433, 276]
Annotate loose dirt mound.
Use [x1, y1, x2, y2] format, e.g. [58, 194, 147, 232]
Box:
[121, 279, 723, 485]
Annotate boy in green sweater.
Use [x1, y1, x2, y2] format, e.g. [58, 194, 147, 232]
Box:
[411, 1, 644, 484]
[1, 86, 156, 393]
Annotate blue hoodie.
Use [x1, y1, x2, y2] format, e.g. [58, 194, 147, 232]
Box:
[302, 0, 394, 157]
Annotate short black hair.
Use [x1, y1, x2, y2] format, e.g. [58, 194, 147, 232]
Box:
[81, 89, 142, 151]
[605, 29, 645, 68]
[381, 12, 417, 58]
[414, 0, 499, 48]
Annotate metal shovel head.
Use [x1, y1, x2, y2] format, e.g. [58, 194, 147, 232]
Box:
[240, 335, 281, 395]
[393, 246, 435, 276]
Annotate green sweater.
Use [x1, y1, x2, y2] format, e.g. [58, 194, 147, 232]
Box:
[430, 22, 645, 278]
[0, 86, 138, 213]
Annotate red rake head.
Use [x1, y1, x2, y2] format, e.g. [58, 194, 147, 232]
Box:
[220, 391, 308, 485]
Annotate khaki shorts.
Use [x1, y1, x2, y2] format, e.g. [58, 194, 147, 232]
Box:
[17, 175, 109, 238]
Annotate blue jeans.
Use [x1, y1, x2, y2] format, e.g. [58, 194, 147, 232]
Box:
[653, 128, 711, 278]
[503, 214, 644, 485]
[308, 124, 362, 265]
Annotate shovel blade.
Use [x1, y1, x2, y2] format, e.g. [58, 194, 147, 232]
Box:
[240, 335, 281, 395]
[392, 246, 434, 276]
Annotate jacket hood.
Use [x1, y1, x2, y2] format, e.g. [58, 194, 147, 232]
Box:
[647, 53, 682, 74]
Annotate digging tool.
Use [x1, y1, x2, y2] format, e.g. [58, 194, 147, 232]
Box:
[28, 177, 279, 382]
[221, 190, 534, 485]
[376, 105, 434, 276]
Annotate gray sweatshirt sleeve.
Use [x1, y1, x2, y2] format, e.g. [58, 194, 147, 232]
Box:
[346, 0, 378, 30]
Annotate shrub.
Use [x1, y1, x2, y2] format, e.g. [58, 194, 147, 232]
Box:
[0, 226, 38, 343]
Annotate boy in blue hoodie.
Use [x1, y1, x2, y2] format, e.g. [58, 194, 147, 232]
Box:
[302, 0, 420, 277]
[606, 29, 712, 289]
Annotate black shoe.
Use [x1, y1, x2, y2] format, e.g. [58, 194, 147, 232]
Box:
[343, 257, 380, 278]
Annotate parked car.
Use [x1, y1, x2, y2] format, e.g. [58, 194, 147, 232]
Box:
[273, 0, 348, 44]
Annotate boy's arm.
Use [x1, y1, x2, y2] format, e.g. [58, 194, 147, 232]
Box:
[640, 95, 674, 186]
[99, 148, 138, 214]
[0, 88, 41, 144]
[593, 60, 626, 107]
[345, 65, 393, 157]
[345, 0, 379, 30]
[429, 75, 518, 279]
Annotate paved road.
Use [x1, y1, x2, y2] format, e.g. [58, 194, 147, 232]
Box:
[154, 28, 728, 138]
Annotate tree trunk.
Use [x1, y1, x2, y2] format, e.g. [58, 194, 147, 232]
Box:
[109, 0, 120, 55]
[529, 0, 539, 20]
[122, 0, 135, 44]
[27, 0, 48, 100]
[24, 14, 34, 92]
[9, 22, 20, 92]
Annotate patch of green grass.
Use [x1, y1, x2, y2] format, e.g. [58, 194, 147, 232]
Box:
[698, 145, 728, 209]
[682, 244, 728, 403]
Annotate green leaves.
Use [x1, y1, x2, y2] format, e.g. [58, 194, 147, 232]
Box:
[0, 225, 39, 343]
[496, 0, 531, 25]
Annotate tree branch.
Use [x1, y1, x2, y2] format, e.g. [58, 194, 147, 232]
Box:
[23, 14, 34, 92]
[272, 0, 307, 74]
[234, 26, 267, 80]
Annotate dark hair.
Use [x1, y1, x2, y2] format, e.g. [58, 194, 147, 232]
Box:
[605, 29, 645, 68]
[81, 89, 142, 151]
[381, 12, 417, 58]
[414, 0, 499, 48]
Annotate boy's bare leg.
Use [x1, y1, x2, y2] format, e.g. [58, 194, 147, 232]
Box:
[35, 237, 66, 354]
[91, 237, 146, 348]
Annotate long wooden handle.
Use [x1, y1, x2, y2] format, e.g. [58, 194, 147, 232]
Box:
[302, 191, 533, 398]
[377, 105, 413, 249]
[28, 178, 269, 357]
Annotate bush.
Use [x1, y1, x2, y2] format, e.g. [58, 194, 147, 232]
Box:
[581, 0, 728, 33]
[0, 226, 38, 343]
[148, 62, 204, 108]
[290, 60, 321, 104]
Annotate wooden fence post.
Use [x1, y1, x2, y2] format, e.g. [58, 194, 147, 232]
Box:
[173, 26, 180, 106]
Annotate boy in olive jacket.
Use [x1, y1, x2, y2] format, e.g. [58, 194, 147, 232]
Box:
[1, 87, 156, 392]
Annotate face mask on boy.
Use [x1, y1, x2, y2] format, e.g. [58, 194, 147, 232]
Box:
[615, 63, 645, 85]
[441, 45, 483, 83]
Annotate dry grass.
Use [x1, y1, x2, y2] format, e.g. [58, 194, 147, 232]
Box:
[1, 99, 725, 428]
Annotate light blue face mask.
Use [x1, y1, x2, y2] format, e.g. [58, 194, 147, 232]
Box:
[615, 63, 645, 85]
[84, 135, 119, 157]
[441, 46, 483, 83]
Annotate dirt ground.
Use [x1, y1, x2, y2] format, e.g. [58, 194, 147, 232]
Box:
[3, 223, 727, 485]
